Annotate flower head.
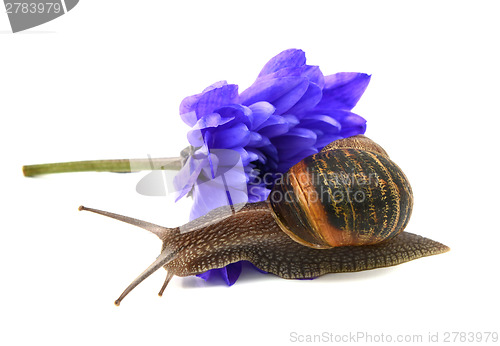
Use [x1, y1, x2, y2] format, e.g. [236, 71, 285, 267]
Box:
[174, 49, 370, 285]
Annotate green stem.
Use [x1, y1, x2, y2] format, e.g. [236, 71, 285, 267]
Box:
[22, 157, 182, 177]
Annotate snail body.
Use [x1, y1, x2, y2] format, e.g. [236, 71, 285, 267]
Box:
[80, 135, 449, 305]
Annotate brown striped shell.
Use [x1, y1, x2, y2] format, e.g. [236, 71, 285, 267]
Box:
[269, 135, 413, 249]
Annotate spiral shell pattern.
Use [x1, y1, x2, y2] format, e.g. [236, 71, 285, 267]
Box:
[270, 147, 413, 249]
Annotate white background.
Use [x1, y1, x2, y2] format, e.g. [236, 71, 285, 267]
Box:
[1, 1, 499, 345]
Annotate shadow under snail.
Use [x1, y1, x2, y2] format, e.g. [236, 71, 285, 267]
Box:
[79, 135, 449, 305]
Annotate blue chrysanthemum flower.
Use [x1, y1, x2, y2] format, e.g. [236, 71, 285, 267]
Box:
[174, 49, 370, 285]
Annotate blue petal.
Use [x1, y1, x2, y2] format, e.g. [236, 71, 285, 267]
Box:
[202, 133, 216, 178]
[286, 82, 323, 116]
[202, 80, 229, 93]
[249, 102, 275, 129]
[277, 147, 318, 172]
[186, 128, 204, 147]
[257, 49, 306, 78]
[297, 114, 344, 149]
[189, 170, 247, 220]
[302, 65, 325, 88]
[315, 134, 344, 149]
[314, 73, 371, 111]
[201, 149, 219, 179]
[341, 111, 367, 126]
[231, 146, 251, 167]
[193, 83, 239, 119]
[216, 104, 252, 128]
[196, 261, 245, 286]
[339, 112, 367, 137]
[246, 150, 259, 163]
[256, 115, 289, 138]
[210, 123, 250, 148]
[180, 111, 198, 127]
[272, 127, 317, 150]
[278, 146, 318, 162]
[210, 147, 246, 169]
[271, 78, 309, 115]
[173, 154, 207, 201]
[179, 80, 230, 115]
[247, 148, 267, 163]
[239, 77, 306, 108]
[192, 112, 234, 130]
[221, 262, 243, 286]
[254, 113, 286, 131]
[259, 62, 324, 89]
[249, 134, 271, 148]
[179, 95, 202, 117]
[258, 66, 307, 79]
[259, 144, 279, 167]
[196, 270, 212, 281]
[299, 114, 342, 133]
[247, 186, 271, 203]
[247, 131, 263, 147]
[282, 114, 299, 128]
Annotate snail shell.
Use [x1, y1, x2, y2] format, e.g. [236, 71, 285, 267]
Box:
[270, 135, 413, 249]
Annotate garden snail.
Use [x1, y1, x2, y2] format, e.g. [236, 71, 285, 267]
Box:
[79, 135, 449, 305]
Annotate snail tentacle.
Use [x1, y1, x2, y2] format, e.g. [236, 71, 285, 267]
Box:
[158, 271, 174, 297]
[114, 249, 178, 306]
[78, 205, 175, 240]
